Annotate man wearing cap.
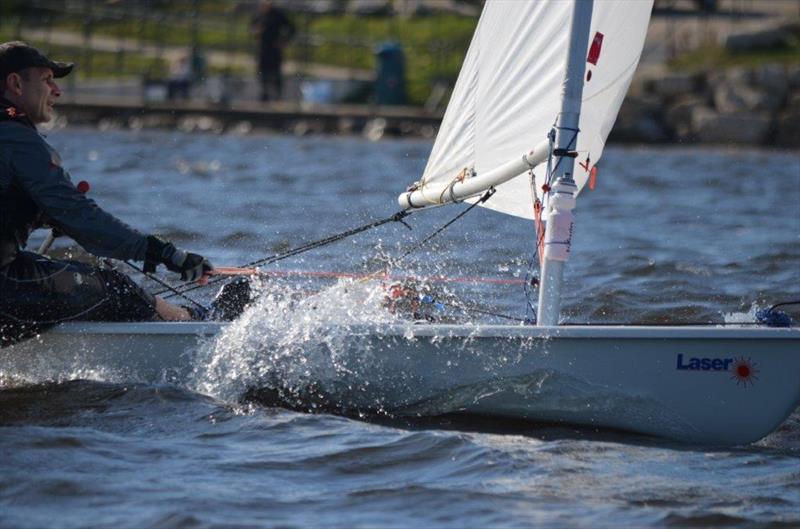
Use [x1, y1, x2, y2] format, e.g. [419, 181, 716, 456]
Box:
[0, 41, 215, 342]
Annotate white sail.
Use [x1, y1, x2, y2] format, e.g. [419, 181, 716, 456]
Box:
[413, 0, 653, 220]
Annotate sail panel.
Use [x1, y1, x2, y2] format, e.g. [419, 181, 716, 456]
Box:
[415, 0, 653, 220]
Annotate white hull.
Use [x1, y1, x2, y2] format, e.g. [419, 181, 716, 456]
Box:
[2, 322, 799, 445]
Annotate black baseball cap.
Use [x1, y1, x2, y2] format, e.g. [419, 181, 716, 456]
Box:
[0, 41, 74, 81]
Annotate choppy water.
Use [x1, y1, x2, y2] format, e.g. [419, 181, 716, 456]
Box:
[1, 127, 799, 528]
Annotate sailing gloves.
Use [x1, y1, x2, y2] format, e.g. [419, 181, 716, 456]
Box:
[144, 235, 214, 282]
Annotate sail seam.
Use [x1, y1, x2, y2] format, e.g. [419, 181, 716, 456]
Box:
[582, 57, 641, 103]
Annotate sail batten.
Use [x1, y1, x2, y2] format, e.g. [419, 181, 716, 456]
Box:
[406, 0, 653, 220]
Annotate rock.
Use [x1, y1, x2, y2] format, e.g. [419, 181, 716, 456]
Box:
[645, 72, 698, 100]
[610, 96, 671, 142]
[754, 64, 789, 106]
[706, 65, 788, 114]
[346, 0, 393, 16]
[725, 26, 794, 53]
[712, 82, 778, 114]
[691, 108, 771, 144]
[787, 91, 800, 111]
[709, 67, 752, 89]
[787, 65, 800, 90]
[664, 96, 707, 140]
[363, 117, 387, 141]
[706, 68, 747, 106]
[774, 106, 800, 148]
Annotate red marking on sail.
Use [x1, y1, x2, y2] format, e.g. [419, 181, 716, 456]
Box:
[587, 32, 604, 65]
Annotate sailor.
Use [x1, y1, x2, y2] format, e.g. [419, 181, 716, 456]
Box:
[0, 41, 214, 342]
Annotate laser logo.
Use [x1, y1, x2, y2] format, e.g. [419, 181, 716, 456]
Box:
[676, 354, 759, 387]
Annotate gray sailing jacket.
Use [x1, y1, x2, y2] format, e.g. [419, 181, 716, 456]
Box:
[0, 112, 147, 267]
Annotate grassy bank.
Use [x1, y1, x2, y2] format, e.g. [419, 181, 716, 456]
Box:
[4, 5, 478, 105]
[295, 14, 475, 104]
[669, 22, 800, 71]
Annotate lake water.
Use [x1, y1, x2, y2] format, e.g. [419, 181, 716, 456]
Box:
[1, 127, 799, 528]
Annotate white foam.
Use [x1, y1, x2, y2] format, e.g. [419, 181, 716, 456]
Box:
[722, 302, 759, 324]
[189, 278, 401, 402]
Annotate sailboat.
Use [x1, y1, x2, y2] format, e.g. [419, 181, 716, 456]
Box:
[2, 0, 799, 445]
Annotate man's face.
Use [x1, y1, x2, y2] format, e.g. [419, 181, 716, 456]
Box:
[7, 67, 61, 123]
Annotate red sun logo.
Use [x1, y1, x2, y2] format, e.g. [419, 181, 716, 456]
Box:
[731, 357, 759, 387]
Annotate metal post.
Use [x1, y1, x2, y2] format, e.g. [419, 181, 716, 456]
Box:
[536, 0, 594, 327]
[83, 0, 94, 79]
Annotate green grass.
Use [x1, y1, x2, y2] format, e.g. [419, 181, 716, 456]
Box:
[669, 23, 800, 72]
[296, 14, 476, 104]
[0, 26, 169, 79]
[670, 44, 800, 72]
[4, 7, 477, 105]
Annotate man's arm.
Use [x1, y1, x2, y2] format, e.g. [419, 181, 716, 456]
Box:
[9, 124, 213, 280]
[10, 125, 147, 260]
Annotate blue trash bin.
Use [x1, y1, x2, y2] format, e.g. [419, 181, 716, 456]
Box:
[375, 42, 407, 105]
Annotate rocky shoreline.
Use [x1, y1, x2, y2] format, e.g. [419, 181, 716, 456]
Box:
[51, 62, 800, 148]
[613, 64, 800, 148]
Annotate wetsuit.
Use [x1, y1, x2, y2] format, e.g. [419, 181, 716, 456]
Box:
[0, 97, 157, 345]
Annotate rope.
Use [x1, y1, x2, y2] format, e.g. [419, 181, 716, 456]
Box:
[520, 124, 581, 324]
[757, 299, 799, 327]
[394, 188, 495, 263]
[159, 189, 500, 321]
[121, 260, 208, 312]
[235, 269, 526, 285]
[458, 305, 527, 323]
[158, 210, 411, 300]
[525, 170, 546, 323]
[768, 299, 800, 311]
[438, 167, 472, 205]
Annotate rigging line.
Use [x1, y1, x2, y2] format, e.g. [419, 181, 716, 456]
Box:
[524, 171, 540, 323]
[458, 305, 527, 323]
[340, 189, 499, 289]
[122, 260, 208, 311]
[768, 299, 800, 311]
[393, 188, 496, 263]
[325, 189, 499, 288]
[529, 172, 546, 265]
[523, 265, 538, 323]
[159, 209, 412, 299]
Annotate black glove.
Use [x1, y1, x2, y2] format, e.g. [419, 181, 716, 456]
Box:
[145, 235, 214, 282]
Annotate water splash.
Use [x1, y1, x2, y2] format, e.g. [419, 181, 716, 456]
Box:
[189, 277, 401, 403]
[722, 303, 759, 325]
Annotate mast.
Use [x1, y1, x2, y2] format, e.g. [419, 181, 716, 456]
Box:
[536, 0, 594, 326]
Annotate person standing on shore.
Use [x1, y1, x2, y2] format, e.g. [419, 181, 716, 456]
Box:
[251, 0, 295, 102]
[0, 41, 215, 343]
